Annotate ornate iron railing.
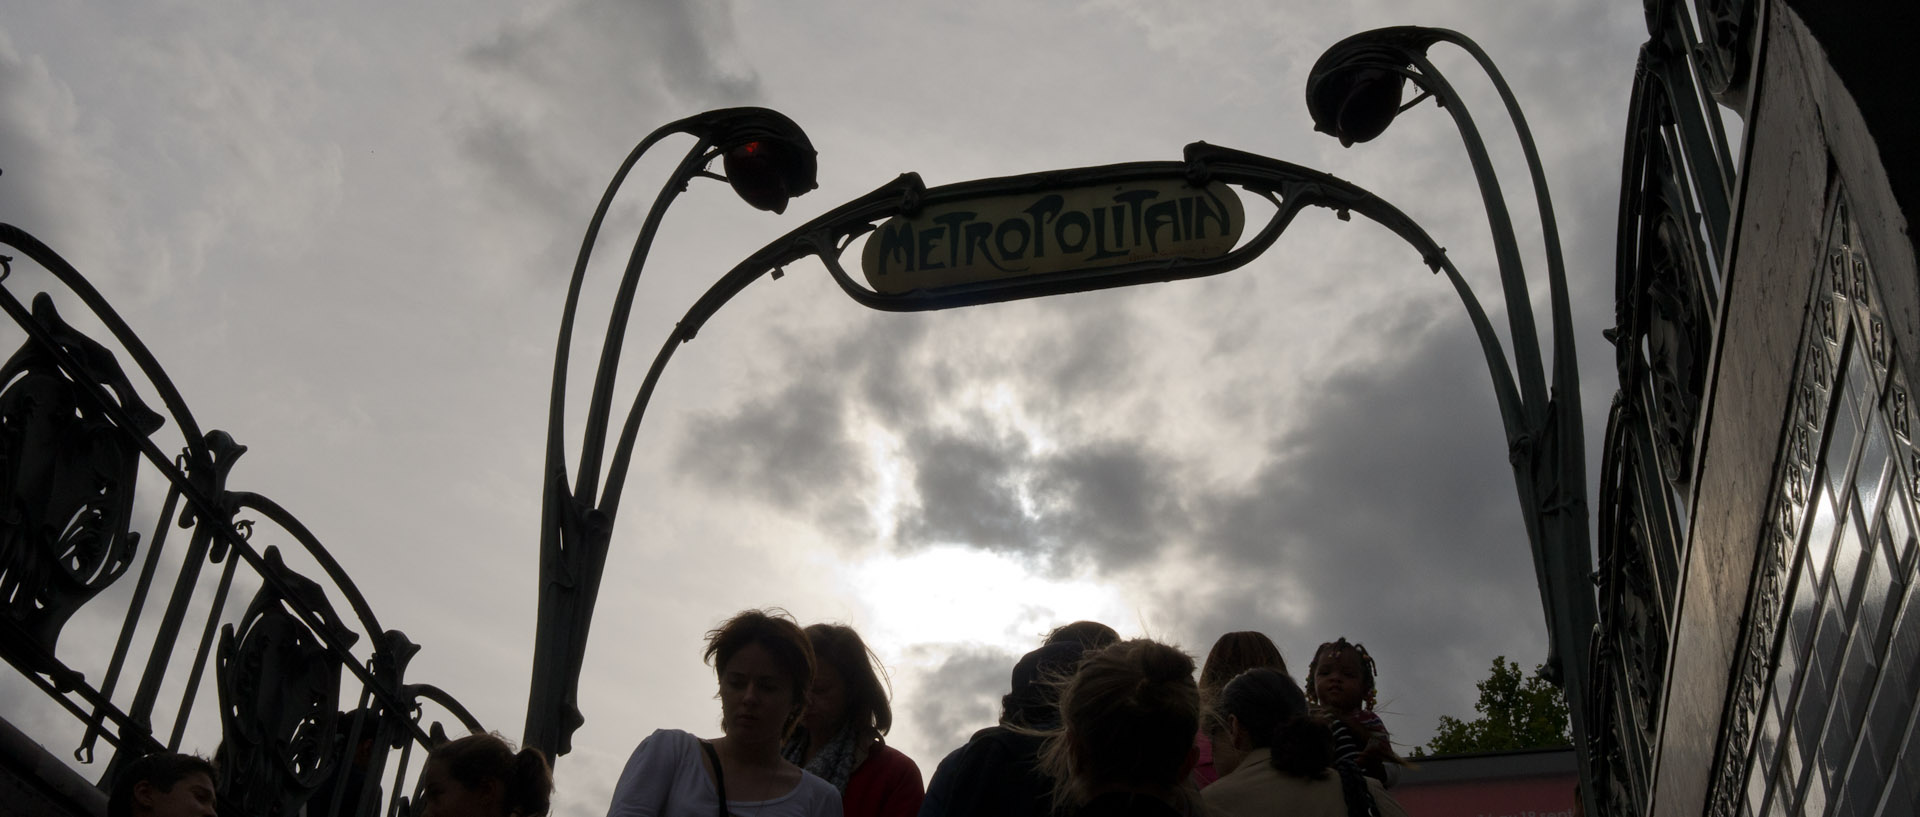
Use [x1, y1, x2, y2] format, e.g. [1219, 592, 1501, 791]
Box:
[1592, 1, 1750, 815]
[0, 223, 482, 816]
[1599, 2, 1920, 815]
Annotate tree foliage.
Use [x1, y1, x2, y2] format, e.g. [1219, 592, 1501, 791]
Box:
[1415, 656, 1570, 756]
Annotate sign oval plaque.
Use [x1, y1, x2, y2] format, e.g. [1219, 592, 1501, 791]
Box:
[860, 177, 1245, 294]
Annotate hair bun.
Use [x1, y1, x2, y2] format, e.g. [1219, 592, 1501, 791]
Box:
[1139, 645, 1196, 684]
[1271, 716, 1336, 777]
[508, 747, 554, 815]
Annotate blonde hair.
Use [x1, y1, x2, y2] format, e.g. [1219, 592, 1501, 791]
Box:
[1038, 639, 1199, 806]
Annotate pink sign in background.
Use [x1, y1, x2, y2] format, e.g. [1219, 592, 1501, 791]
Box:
[1391, 773, 1578, 817]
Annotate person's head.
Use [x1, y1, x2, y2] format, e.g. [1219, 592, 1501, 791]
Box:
[1044, 620, 1120, 651]
[1307, 637, 1378, 713]
[1041, 639, 1200, 805]
[1000, 640, 1085, 728]
[1200, 631, 1288, 695]
[705, 608, 816, 743]
[1216, 668, 1334, 779]
[800, 623, 892, 741]
[417, 733, 554, 817]
[108, 753, 217, 817]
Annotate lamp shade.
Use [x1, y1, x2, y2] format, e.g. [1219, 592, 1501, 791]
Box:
[691, 107, 819, 214]
[1306, 28, 1441, 147]
[724, 139, 804, 214]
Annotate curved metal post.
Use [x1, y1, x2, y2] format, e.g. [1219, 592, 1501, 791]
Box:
[524, 130, 713, 761]
[1308, 28, 1598, 817]
[1401, 38, 1596, 679]
[1400, 52, 1550, 418]
[524, 108, 817, 760]
[1419, 39, 1592, 648]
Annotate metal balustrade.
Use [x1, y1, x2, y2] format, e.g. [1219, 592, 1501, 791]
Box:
[0, 223, 482, 817]
[1591, 2, 1749, 812]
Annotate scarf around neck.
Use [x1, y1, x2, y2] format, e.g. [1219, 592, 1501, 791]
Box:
[783, 723, 861, 792]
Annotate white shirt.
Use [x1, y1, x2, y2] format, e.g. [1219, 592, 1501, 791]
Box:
[606, 729, 842, 817]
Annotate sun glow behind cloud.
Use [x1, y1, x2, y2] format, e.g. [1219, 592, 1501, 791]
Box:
[858, 416, 908, 540]
[838, 545, 1130, 651]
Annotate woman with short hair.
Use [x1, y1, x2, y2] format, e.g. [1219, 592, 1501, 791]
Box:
[605, 609, 841, 817]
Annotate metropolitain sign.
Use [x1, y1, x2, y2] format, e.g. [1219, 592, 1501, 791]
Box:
[860, 177, 1245, 294]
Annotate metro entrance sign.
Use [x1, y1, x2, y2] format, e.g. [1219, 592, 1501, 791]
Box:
[747, 143, 1472, 317]
[860, 176, 1245, 293]
[528, 137, 1556, 776]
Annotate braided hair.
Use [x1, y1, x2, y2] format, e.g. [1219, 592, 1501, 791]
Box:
[1306, 637, 1379, 710]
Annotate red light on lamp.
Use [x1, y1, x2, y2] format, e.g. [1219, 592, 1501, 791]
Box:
[724, 140, 793, 214]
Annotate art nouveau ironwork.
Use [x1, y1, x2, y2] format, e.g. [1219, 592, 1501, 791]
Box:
[0, 294, 162, 672]
[1302, 24, 1602, 814]
[0, 225, 483, 816]
[522, 117, 1575, 788]
[524, 107, 817, 760]
[1595, 1, 1920, 815]
[20, 6, 1910, 816]
[1589, 3, 1748, 816]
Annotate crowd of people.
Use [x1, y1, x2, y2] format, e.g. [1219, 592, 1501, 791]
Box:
[112, 612, 1409, 817]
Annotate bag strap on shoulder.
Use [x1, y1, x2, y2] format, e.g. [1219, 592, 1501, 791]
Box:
[1336, 761, 1381, 817]
[699, 740, 729, 817]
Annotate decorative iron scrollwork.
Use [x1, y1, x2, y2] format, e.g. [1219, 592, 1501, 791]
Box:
[1639, 176, 1713, 487]
[1692, 0, 1753, 101]
[1615, 56, 1716, 500]
[1592, 395, 1672, 817]
[1585, 627, 1646, 817]
[1617, 508, 1668, 736]
[308, 629, 420, 816]
[215, 545, 358, 816]
[0, 293, 164, 670]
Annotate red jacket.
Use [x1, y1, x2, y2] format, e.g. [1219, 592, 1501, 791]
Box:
[845, 743, 924, 817]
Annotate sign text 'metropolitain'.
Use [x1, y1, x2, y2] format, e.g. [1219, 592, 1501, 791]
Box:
[860, 177, 1245, 294]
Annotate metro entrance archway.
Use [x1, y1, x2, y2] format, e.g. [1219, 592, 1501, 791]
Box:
[525, 26, 1598, 817]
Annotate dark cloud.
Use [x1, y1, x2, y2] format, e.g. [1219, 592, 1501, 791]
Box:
[466, 0, 758, 107]
[0, 31, 125, 292]
[899, 426, 1038, 555]
[677, 301, 1194, 575]
[895, 425, 1190, 574]
[843, 316, 937, 428]
[904, 644, 1017, 756]
[454, 0, 763, 250]
[681, 270, 1556, 750]
[675, 375, 872, 539]
[678, 378, 861, 508]
[456, 115, 578, 235]
[1166, 296, 1552, 747]
[1015, 300, 1143, 409]
[1028, 442, 1190, 571]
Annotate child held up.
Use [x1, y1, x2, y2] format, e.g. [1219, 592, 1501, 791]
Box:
[1306, 638, 1402, 787]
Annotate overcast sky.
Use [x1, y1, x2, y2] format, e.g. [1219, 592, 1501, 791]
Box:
[2, 2, 1649, 814]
